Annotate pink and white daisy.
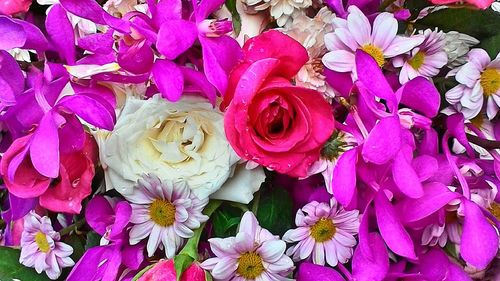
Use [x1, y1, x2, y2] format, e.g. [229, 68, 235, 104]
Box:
[282, 199, 360, 267]
[446, 48, 500, 120]
[125, 174, 209, 258]
[19, 212, 74, 280]
[201, 211, 294, 281]
[322, 5, 424, 75]
[393, 29, 448, 84]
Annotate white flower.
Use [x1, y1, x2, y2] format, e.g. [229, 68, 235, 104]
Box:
[97, 95, 265, 203]
[443, 31, 479, 67]
[104, 0, 146, 16]
[242, 0, 312, 27]
[8, 48, 32, 62]
[445, 49, 500, 120]
[125, 174, 209, 257]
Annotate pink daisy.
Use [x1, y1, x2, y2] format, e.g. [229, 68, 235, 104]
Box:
[322, 5, 424, 74]
[393, 29, 448, 83]
[201, 211, 294, 281]
[125, 174, 209, 258]
[446, 48, 500, 120]
[19, 212, 74, 280]
[282, 199, 360, 267]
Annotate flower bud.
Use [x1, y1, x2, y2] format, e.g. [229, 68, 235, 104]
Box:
[138, 259, 207, 281]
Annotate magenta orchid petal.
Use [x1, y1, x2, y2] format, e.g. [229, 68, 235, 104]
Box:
[121, 244, 144, 270]
[109, 201, 132, 240]
[362, 116, 401, 164]
[181, 67, 217, 106]
[399, 182, 461, 223]
[412, 155, 438, 181]
[152, 59, 184, 102]
[352, 232, 389, 281]
[374, 192, 416, 259]
[331, 148, 358, 206]
[392, 150, 424, 199]
[195, 0, 226, 22]
[418, 249, 471, 281]
[446, 113, 475, 158]
[78, 31, 114, 55]
[57, 113, 85, 154]
[46, 4, 75, 65]
[85, 196, 115, 236]
[66, 246, 108, 281]
[156, 20, 198, 60]
[397, 77, 440, 118]
[30, 111, 60, 178]
[151, 0, 182, 27]
[57, 95, 115, 131]
[0, 16, 26, 50]
[297, 262, 346, 281]
[0, 50, 24, 105]
[460, 199, 499, 269]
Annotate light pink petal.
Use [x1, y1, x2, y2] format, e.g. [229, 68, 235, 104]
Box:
[238, 211, 258, 240]
[322, 50, 355, 72]
[312, 243, 325, 265]
[346, 6, 371, 46]
[371, 13, 398, 50]
[211, 257, 238, 279]
[384, 35, 425, 58]
[258, 240, 286, 263]
[456, 63, 481, 88]
[334, 28, 359, 52]
[468, 48, 491, 69]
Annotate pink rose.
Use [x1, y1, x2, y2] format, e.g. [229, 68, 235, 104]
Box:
[223, 30, 335, 177]
[429, 0, 494, 9]
[0, 0, 32, 16]
[1, 133, 97, 214]
[138, 260, 207, 281]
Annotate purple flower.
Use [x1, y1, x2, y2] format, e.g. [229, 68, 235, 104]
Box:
[283, 199, 360, 266]
[124, 174, 209, 258]
[201, 211, 294, 281]
[19, 212, 74, 280]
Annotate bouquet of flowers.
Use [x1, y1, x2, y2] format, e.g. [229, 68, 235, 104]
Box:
[0, 0, 499, 280]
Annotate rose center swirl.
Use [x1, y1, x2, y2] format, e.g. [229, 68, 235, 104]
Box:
[310, 218, 336, 242]
[237, 251, 265, 279]
[149, 199, 176, 227]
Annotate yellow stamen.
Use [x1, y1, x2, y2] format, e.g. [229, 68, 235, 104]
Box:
[480, 68, 500, 97]
[35, 232, 50, 253]
[489, 203, 500, 221]
[361, 44, 385, 67]
[149, 199, 176, 227]
[237, 252, 264, 279]
[310, 218, 336, 242]
[408, 51, 425, 70]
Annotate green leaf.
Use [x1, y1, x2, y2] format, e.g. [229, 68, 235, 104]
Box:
[84, 231, 101, 250]
[63, 234, 85, 262]
[205, 271, 213, 281]
[479, 33, 500, 58]
[0, 246, 52, 281]
[403, 0, 431, 20]
[415, 8, 500, 40]
[174, 254, 195, 281]
[131, 264, 155, 281]
[225, 0, 241, 36]
[256, 187, 293, 236]
[212, 205, 243, 238]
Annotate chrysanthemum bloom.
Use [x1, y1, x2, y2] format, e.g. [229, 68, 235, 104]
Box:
[19, 212, 74, 280]
[322, 6, 424, 75]
[125, 174, 209, 258]
[446, 49, 500, 120]
[393, 29, 448, 84]
[282, 199, 360, 266]
[201, 211, 294, 281]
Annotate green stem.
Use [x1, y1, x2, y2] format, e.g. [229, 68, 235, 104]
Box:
[251, 191, 261, 215]
[59, 218, 86, 236]
[178, 200, 222, 260]
[229, 202, 249, 212]
[379, 0, 397, 11]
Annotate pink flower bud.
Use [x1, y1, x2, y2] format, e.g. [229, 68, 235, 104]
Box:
[0, 0, 32, 16]
[139, 259, 207, 281]
[198, 19, 233, 37]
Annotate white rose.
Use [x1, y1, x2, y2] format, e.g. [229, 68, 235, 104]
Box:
[96, 95, 265, 203]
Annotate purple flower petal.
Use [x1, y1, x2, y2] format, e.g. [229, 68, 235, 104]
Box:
[152, 59, 184, 102]
[392, 149, 423, 198]
[46, 4, 75, 64]
[397, 77, 440, 118]
[30, 111, 60, 178]
[57, 95, 115, 130]
[156, 20, 197, 60]
[121, 244, 144, 270]
[297, 262, 346, 281]
[78, 31, 114, 55]
[374, 192, 416, 259]
[331, 148, 358, 206]
[85, 196, 115, 236]
[362, 116, 401, 164]
[151, 0, 182, 27]
[0, 50, 24, 105]
[0, 16, 26, 50]
[195, 0, 225, 21]
[461, 200, 499, 269]
[352, 233, 389, 281]
[181, 67, 217, 106]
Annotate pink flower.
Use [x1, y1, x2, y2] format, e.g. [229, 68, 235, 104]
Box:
[393, 29, 448, 84]
[138, 259, 207, 281]
[1, 133, 98, 214]
[322, 6, 424, 75]
[429, 0, 494, 9]
[19, 212, 74, 280]
[282, 199, 360, 266]
[201, 211, 294, 281]
[222, 30, 335, 177]
[0, 0, 32, 16]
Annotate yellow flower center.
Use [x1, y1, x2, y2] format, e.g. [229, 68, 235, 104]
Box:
[35, 232, 50, 253]
[149, 199, 176, 227]
[489, 203, 500, 221]
[237, 252, 265, 279]
[470, 114, 484, 129]
[310, 218, 336, 242]
[408, 51, 425, 70]
[480, 68, 500, 97]
[361, 44, 385, 67]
